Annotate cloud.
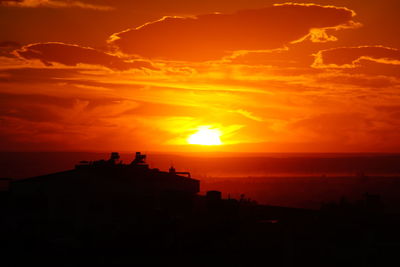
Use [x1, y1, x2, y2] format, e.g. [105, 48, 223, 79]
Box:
[289, 112, 374, 143]
[374, 105, 400, 121]
[314, 73, 399, 89]
[0, 41, 21, 58]
[108, 3, 359, 61]
[312, 46, 400, 68]
[226, 41, 319, 68]
[14, 42, 158, 71]
[0, 93, 143, 151]
[0, 92, 134, 123]
[0, 67, 97, 85]
[0, 41, 21, 49]
[231, 109, 264, 122]
[0, 0, 112, 10]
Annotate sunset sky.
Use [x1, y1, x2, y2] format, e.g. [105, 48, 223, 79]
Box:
[0, 0, 399, 153]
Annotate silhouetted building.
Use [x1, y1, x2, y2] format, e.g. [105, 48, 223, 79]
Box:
[9, 152, 200, 223]
[2, 152, 396, 267]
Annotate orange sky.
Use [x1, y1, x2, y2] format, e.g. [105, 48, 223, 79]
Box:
[0, 0, 399, 152]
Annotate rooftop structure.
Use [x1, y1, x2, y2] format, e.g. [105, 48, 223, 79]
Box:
[10, 152, 200, 216]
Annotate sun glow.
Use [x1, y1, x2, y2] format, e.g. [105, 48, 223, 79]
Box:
[187, 126, 222, 146]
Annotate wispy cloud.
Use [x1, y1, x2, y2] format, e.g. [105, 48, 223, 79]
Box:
[312, 46, 400, 68]
[14, 42, 157, 71]
[0, 0, 113, 10]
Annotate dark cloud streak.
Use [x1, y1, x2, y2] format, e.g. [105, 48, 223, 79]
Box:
[313, 46, 400, 68]
[15, 42, 158, 71]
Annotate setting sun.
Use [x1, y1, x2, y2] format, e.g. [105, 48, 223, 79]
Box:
[187, 126, 222, 146]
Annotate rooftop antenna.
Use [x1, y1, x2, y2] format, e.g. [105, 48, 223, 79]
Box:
[131, 152, 146, 165]
[108, 152, 120, 164]
[169, 162, 176, 174]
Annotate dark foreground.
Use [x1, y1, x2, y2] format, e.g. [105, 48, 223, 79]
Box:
[2, 193, 400, 267]
[1, 153, 400, 266]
